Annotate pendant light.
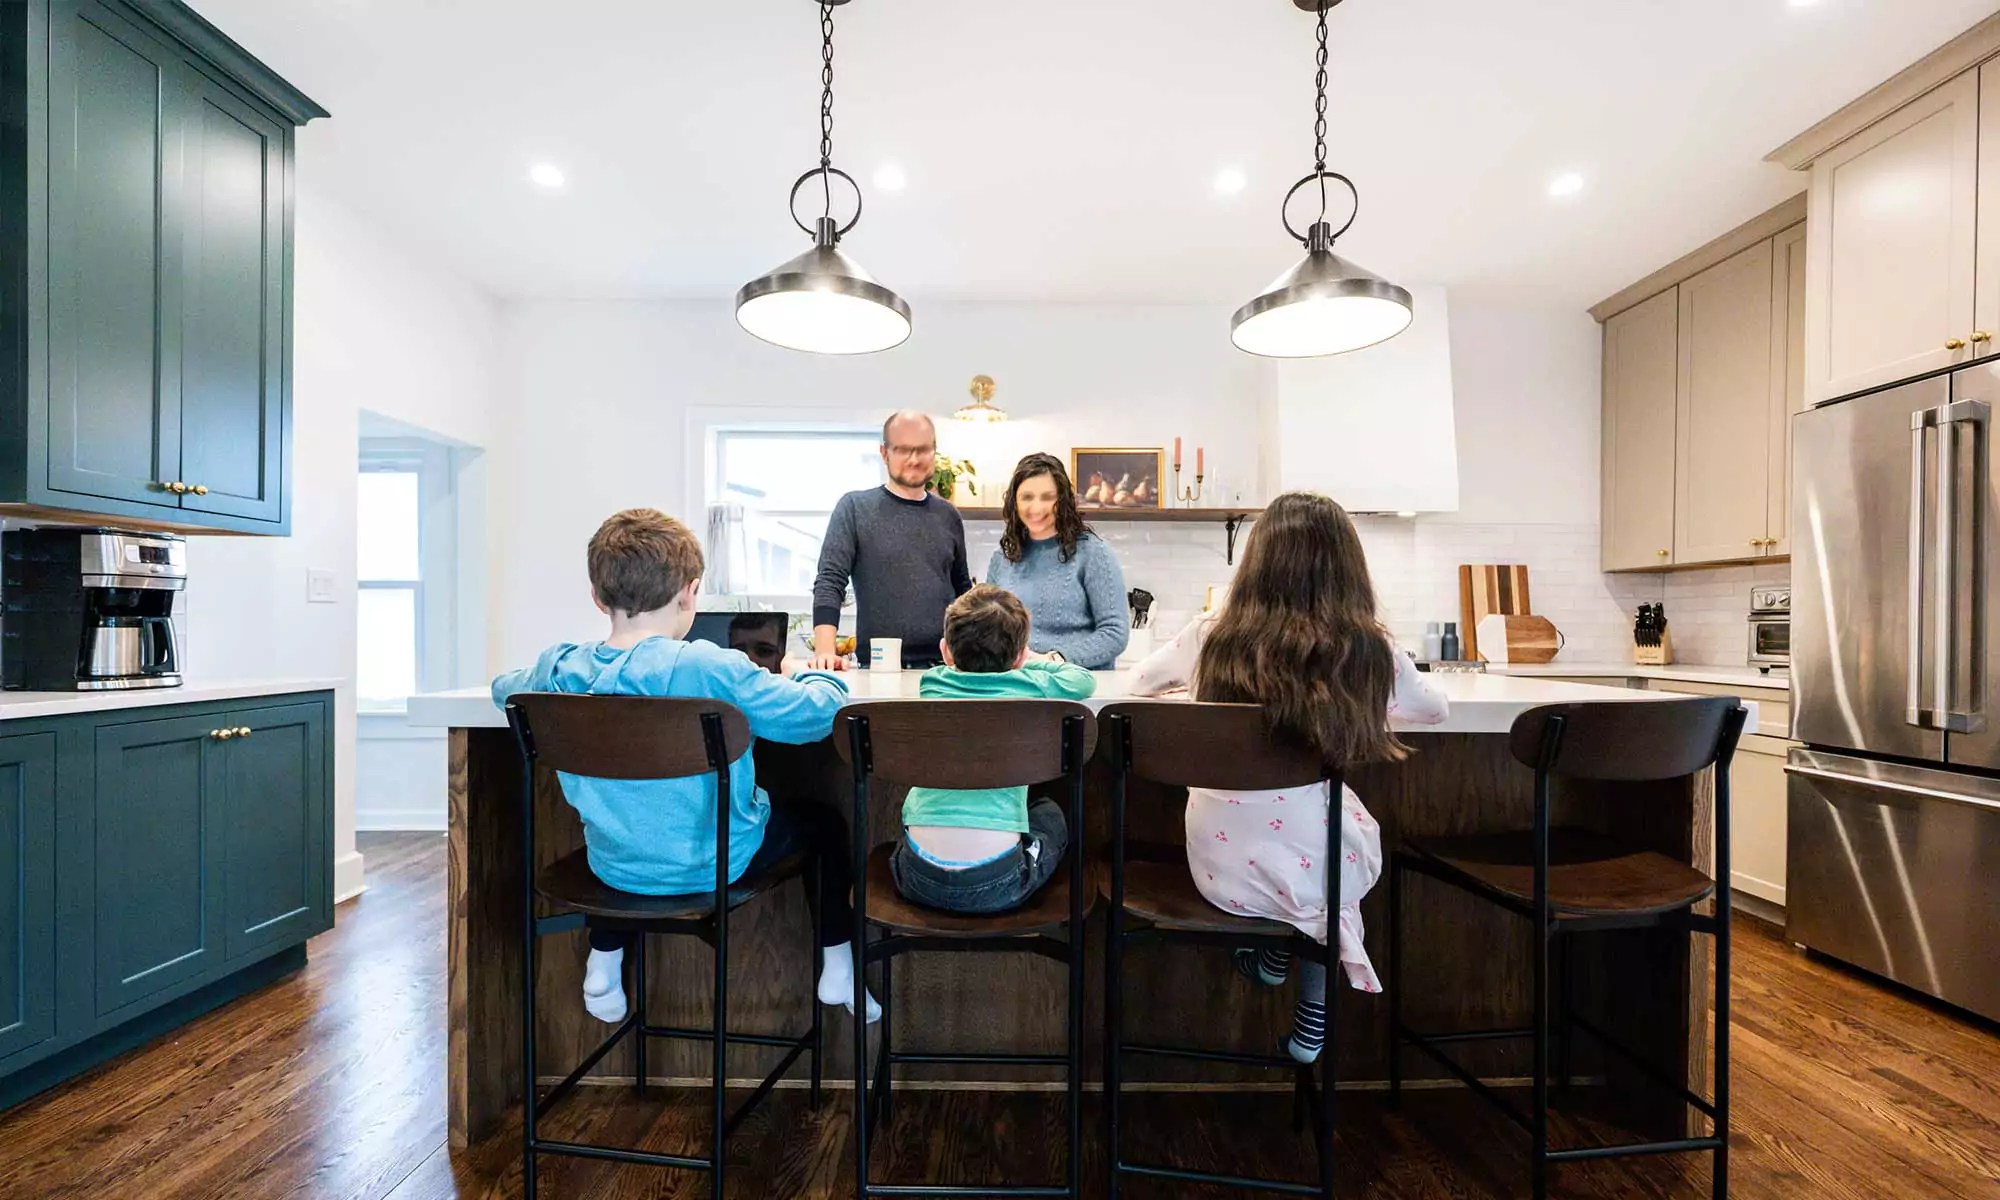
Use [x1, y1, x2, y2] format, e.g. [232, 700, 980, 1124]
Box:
[1231, 0, 1412, 358]
[736, 0, 911, 354]
[953, 374, 1007, 423]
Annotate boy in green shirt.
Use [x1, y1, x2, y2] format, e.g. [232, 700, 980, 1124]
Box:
[890, 584, 1097, 913]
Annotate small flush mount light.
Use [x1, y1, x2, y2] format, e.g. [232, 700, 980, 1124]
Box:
[873, 163, 908, 191]
[1233, 0, 1413, 358]
[527, 162, 565, 189]
[1548, 171, 1585, 198]
[953, 374, 1007, 423]
[1214, 167, 1248, 196]
[736, 0, 911, 355]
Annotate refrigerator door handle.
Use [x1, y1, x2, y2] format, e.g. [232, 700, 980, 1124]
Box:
[1942, 399, 1990, 735]
[1909, 408, 1935, 729]
[1785, 763, 2000, 814]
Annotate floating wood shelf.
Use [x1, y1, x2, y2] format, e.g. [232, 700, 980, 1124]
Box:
[954, 506, 1262, 562]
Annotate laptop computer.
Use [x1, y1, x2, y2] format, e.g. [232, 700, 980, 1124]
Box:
[687, 611, 788, 675]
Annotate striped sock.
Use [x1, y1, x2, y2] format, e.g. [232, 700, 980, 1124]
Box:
[1288, 999, 1327, 1064]
[1234, 947, 1291, 986]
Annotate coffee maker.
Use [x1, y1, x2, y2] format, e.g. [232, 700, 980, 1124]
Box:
[2, 528, 186, 690]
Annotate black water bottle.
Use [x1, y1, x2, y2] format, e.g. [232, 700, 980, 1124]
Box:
[1439, 621, 1460, 662]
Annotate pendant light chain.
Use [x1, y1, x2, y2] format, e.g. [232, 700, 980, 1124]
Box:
[1312, 0, 1330, 225]
[819, 1, 836, 218]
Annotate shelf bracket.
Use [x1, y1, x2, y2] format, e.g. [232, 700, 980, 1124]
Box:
[1224, 515, 1246, 565]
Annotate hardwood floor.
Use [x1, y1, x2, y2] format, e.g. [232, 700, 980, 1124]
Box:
[2, 832, 1996, 1199]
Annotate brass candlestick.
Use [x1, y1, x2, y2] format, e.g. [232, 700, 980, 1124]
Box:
[1173, 464, 1203, 505]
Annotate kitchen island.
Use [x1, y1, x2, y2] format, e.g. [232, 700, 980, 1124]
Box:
[410, 671, 1749, 1147]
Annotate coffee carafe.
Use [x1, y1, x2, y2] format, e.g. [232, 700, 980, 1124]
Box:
[3, 528, 186, 690]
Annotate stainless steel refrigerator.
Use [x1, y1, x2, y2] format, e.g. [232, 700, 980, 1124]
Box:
[1789, 363, 1999, 1022]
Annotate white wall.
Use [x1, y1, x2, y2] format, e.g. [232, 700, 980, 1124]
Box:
[492, 300, 1271, 667]
[1440, 295, 1604, 525]
[185, 178, 501, 894]
[489, 294, 1643, 675]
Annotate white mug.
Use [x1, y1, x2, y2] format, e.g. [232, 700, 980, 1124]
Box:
[869, 637, 903, 673]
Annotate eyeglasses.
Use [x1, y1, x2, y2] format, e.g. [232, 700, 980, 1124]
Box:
[885, 444, 935, 459]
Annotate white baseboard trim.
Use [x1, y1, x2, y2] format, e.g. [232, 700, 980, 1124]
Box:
[334, 849, 368, 904]
[1731, 871, 1785, 907]
[356, 809, 447, 832]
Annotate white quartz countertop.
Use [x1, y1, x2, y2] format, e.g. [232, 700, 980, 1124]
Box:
[0, 679, 341, 722]
[409, 669, 1753, 737]
[1481, 662, 1789, 690]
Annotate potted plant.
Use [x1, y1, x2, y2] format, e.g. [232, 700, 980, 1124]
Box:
[929, 456, 978, 503]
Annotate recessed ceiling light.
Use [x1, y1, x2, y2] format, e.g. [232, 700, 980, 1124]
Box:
[1213, 167, 1248, 196]
[1548, 172, 1585, 198]
[873, 163, 907, 191]
[528, 162, 565, 189]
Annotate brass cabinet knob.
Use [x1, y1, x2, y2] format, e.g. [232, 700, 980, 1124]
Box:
[163, 481, 187, 494]
[1947, 337, 1968, 350]
[1974, 331, 1993, 343]
[235, 726, 251, 738]
[191, 484, 208, 495]
[1657, 548, 1670, 556]
[212, 728, 233, 740]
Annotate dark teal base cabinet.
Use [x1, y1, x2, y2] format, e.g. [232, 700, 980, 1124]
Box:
[0, 1, 324, 536]
[0, 690, 333, 1109]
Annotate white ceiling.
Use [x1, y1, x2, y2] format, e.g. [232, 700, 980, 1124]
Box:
[193, 0, 1996, 309]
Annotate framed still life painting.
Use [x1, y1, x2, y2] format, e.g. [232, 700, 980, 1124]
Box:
[1071, 447, 1165, 509]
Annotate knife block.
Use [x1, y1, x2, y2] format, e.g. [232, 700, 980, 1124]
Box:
[1633, 629, 1675, 666]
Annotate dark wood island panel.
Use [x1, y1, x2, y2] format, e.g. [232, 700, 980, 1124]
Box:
[448, 724, 1711, 1148]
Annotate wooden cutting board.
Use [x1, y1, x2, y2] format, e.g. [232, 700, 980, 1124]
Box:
[1458, 564, 1532, 661]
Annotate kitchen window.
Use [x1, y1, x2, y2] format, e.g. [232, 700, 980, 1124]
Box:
[708, 429, 884, 595]
[357, 437, 459, 709]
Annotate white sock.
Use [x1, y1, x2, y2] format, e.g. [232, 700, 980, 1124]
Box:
[817, 942, 882, 1023]
[583, 947, 628, 1023]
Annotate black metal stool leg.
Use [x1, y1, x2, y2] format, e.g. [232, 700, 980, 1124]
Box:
[879, 949, 895, 1130]
[1388, 854, 1404, 1108]
[1715, 894, 1732, 1199]
[634, 933, 648, 1095]
[522, 921, 539, 1200]
[1067, 920, 1084, 1199]
[1555, 931, 1574, 1092]
[807, 860, 823, 1110]
[713, 917, 728, 1200]
[1105, 911, 1125, 1200]
[1533, 912, 1551, 1200]
[1319, 947, 1337, 1200]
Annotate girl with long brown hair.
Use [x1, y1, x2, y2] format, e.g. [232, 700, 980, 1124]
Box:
[1129, 491, 1448, 1062]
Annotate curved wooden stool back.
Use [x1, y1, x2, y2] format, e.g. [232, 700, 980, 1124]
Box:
[505, 694, 818, 1200]
[1391, 696, 1748, 1200]
[836, 698, 1097, 1200]
[1098, 700, 1346, 1200]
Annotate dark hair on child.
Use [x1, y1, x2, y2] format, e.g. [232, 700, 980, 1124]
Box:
[943, 584, 1031, 673]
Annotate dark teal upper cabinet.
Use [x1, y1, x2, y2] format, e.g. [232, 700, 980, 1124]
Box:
[0, 733, 56, 1064]
[0, 1, 323, 535]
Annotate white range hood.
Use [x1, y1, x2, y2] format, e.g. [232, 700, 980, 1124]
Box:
[1261, 284, 1459, 514]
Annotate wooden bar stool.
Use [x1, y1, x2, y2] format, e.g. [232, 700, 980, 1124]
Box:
[1099, 701, 1344, 1200]
[1388, 697, 1747, 1200]
[836, 699, 1097, 1200]
[505, 694, 823, 1200]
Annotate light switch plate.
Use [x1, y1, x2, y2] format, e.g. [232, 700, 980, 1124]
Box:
[307, 568, 337, 603]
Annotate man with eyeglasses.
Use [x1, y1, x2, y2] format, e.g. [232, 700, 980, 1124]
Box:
[809, 410, 972, 671]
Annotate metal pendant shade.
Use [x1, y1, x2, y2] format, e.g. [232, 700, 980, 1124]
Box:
[953, 374, 1007, 422]
[736, 1, 910, 355]
[737, 219, 911, 355]
[1231, 221, 1412, 357]
[1234, 0, 1411, 358]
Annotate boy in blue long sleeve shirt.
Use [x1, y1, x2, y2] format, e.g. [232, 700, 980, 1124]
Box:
[493, 508, 878, 1024]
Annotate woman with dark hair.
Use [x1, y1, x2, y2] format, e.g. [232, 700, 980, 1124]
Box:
[983, 452, 1130, 669]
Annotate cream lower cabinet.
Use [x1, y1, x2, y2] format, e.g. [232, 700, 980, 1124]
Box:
[1601, 290, 1680, 570]
[1648, 680, 1793, 908]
